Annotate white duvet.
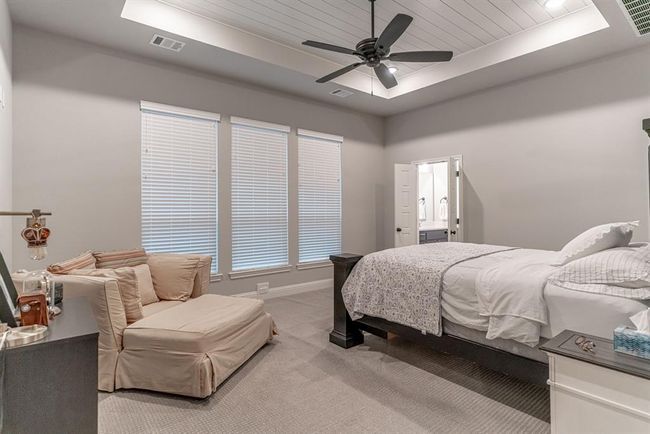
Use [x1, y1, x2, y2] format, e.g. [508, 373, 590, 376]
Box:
[475, 251, 559, 346]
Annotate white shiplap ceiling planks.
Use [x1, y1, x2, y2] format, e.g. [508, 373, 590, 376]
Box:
[160, 0, 593, 78]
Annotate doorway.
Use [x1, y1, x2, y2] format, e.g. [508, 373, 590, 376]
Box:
[394, 156, 463, 247]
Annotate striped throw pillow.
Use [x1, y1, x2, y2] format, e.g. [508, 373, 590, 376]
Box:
[47, 251, 96, 274]
[94, 248, 148, 269]
[549, 243, 650, 300]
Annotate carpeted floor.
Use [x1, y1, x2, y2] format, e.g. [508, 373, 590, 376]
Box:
[99, 289, 550, 433]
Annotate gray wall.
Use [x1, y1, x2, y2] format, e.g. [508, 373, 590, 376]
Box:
[12, 26, 384, 295]
[384, 46, 650, 250]
[0, 0, 11, 269]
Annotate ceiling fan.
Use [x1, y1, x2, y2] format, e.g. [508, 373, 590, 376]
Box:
[302, 0, 453, 89]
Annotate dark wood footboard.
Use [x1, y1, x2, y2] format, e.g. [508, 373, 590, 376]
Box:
[329, 254, 365, 348]
[329, 253, 549, 386]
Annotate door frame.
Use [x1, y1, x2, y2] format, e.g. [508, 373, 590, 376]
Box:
[412, 155, 464, 242]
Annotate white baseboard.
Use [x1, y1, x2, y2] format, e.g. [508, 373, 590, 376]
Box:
[233, 278, 332, 300]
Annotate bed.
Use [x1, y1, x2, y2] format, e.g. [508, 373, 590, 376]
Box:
[330, 242, 650, 385]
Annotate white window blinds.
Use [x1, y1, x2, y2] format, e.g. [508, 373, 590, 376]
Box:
[231, 117, 289, 271]
[298, 129, 342, 263]
[140, 101, 219, 274]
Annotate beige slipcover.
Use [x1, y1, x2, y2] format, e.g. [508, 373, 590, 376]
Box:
[118, 295, 274, 397]
[53, 274, 126, 391]
[51, 253, 275, 397]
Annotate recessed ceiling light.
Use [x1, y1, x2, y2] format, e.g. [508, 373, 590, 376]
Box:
[544, 0, 565, 9]
[388, 66, 398, 74]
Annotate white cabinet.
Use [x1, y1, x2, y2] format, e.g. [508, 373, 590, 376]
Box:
[542, 331, 650, 434]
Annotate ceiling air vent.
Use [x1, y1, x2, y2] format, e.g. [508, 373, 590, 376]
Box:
[329, 89, 353, 98]
[149, 34, 186, 52]
[618, 0, 650, 36]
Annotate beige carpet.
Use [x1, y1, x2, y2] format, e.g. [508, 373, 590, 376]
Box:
[99, 289, 550, 433]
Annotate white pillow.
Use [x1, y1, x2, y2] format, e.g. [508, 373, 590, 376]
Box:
[549, 243, 650, 300]
[553, 221, 639, 265]
[549, 243, 649, 288]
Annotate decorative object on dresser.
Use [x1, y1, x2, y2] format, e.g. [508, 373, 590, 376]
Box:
[541, 330, 650, 434]
[0, 251, 50, 347]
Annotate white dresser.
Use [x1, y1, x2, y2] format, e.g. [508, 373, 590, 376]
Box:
[541, 330, 650, 434]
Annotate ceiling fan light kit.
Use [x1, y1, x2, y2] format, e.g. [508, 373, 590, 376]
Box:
[303, 0, 453, 90]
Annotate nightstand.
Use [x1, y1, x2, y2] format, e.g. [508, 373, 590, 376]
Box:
[540, 330, 650, 434]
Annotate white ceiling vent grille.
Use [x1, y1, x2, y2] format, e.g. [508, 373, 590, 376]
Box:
[150, 34, 186, 52]
[619, 0, 650, 36]
[329, 89, 353, 98]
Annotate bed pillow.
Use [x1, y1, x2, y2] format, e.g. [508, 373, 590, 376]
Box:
[47, 251, 96, 274]
[553, 221, 638, 266]
[549, 243, 650, 300]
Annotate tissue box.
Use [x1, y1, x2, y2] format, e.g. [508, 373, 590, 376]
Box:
[613, 326, 650, 360]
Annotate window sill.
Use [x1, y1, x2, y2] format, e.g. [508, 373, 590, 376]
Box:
[228, 265, 292, 280]
[296, 261, 333, 270]
[210, 273, 223, 283]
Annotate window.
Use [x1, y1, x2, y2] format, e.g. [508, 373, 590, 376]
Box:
[140, 101, 219, 274]
[231, 117, 289, 272]
[298, 129, 342, 263]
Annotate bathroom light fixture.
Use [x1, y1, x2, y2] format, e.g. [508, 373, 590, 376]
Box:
[544, 0, 565, 9]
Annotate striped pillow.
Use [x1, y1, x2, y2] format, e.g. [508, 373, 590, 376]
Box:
[94, 248, 148, 269]
[47, 251, 96, 274]
[549, 244, 650, 300]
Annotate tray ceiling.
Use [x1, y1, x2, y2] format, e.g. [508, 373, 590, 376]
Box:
[8, 0, 649, 115]
[159, 0, 593, 79]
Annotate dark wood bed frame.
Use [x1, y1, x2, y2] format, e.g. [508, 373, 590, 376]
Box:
[329, 253, 549, 386]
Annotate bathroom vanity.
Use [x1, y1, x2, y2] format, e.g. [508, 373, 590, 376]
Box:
[419, 229, 448, 244]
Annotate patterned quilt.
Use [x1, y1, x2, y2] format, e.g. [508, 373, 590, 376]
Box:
[342, 242, 514, 336]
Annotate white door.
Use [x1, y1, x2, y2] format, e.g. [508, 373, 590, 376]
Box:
[394, 163, 417, 247]
[448, 156, 463, 242]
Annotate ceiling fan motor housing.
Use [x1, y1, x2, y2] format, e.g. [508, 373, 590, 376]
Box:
[355, 37, 387, 67]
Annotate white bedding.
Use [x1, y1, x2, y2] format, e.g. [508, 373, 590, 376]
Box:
[442, 249, 650, 342]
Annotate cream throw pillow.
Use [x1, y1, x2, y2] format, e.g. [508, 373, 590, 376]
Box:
[553, 221, 638, 266]
[70, 267, 144, 324]
[133, 264, 158, 306]
[147, 254, 200, 301]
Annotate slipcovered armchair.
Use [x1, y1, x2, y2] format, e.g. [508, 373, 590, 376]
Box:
[49, 252, 275, 398]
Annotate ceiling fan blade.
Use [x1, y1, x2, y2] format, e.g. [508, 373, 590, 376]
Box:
[374, 64, 398, 89]
[303, 40, 357, 56]
[375, 14, 413, 52]
[316, 63, 364, 83]
[389, 51, 453, 62]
